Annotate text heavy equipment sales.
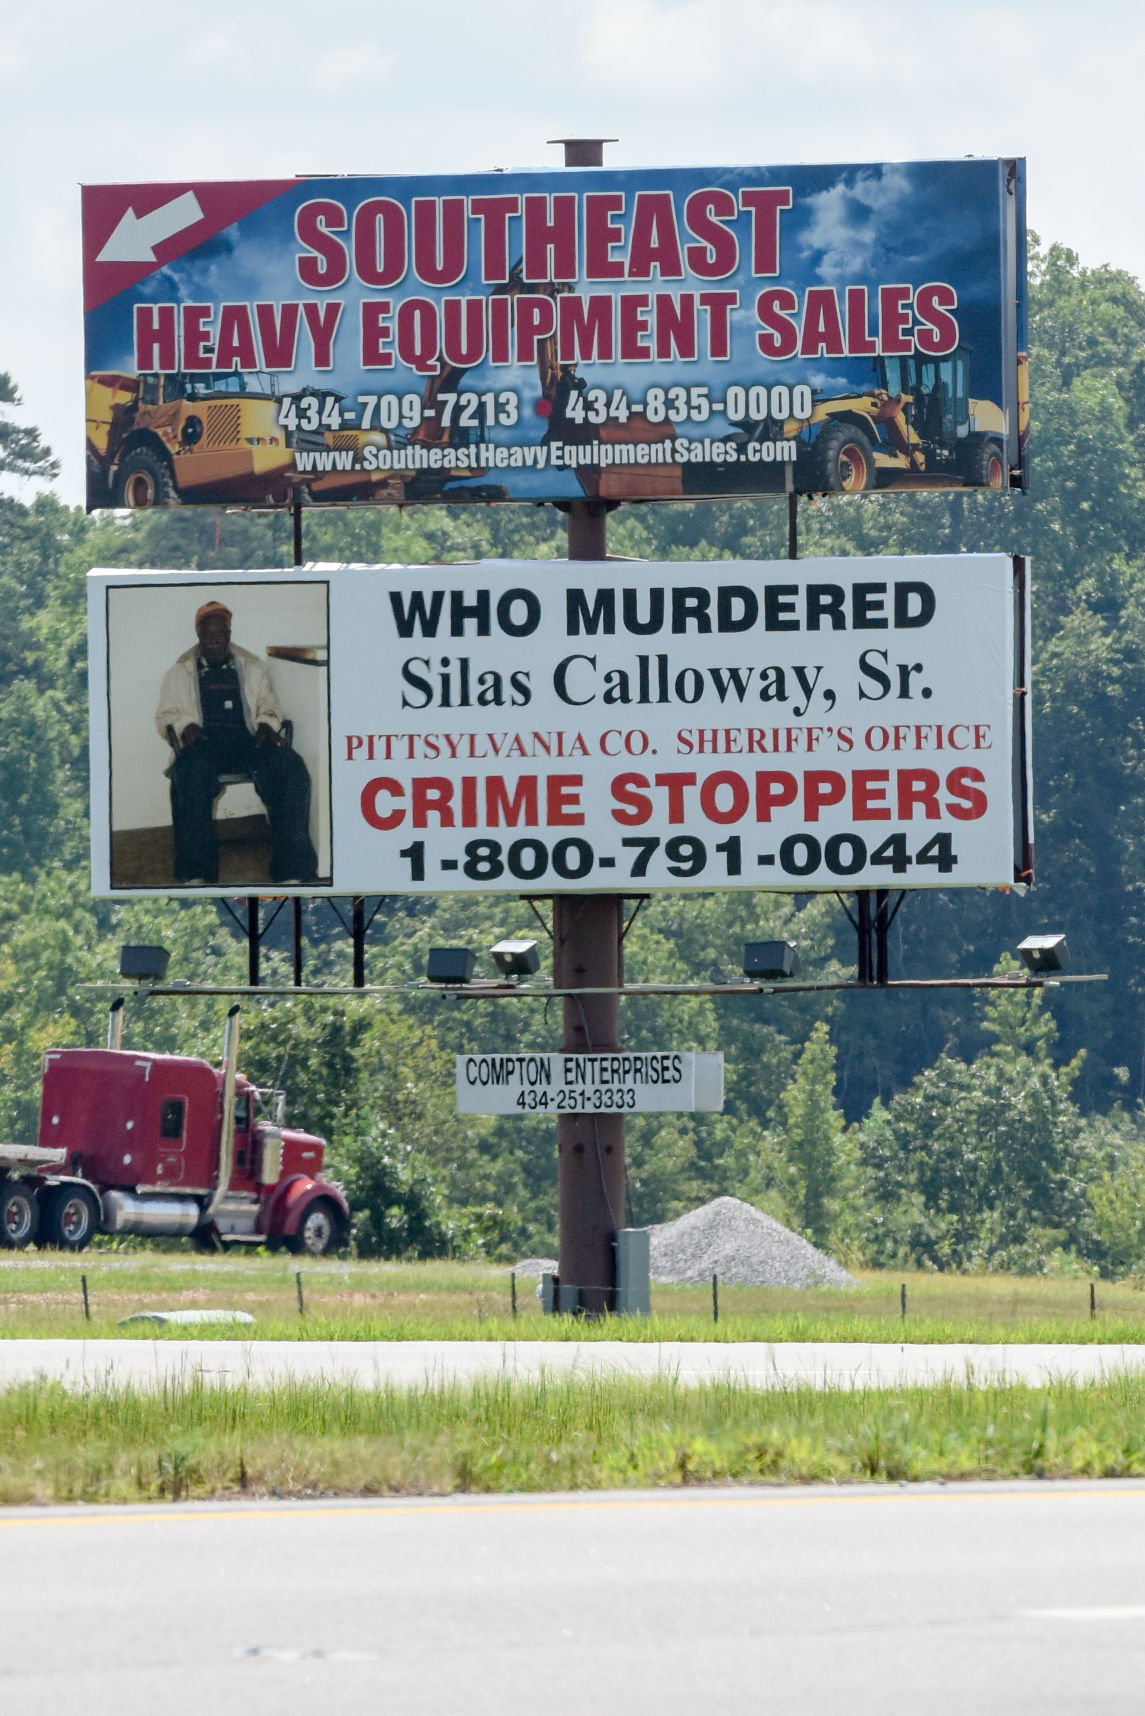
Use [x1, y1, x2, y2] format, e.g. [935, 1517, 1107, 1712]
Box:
[130, 188, 960, 375]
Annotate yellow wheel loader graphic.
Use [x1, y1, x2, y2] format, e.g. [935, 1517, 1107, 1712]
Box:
[85, 371, 295, 507]
[85, 367, 508, 508]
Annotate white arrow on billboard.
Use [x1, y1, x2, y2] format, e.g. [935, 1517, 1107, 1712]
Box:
[96, 191, 205, 263]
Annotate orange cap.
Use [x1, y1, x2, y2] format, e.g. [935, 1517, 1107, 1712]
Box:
[195, 600, 233, 628]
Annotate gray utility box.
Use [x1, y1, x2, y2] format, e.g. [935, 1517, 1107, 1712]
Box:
[541, 1235, 650, 1316]
[614, 1228, 651, 1316]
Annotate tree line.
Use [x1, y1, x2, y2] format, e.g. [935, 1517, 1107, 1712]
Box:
[3, 238, 1145, 1271]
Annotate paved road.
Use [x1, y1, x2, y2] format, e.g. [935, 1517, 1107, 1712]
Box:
[2, 1482, 1144, 1714]
[4, 1336, 1145, 1390]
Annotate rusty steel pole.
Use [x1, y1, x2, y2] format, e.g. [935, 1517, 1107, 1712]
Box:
[551, 138, 625, 1315]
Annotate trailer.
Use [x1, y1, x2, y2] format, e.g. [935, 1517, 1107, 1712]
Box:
[0, 1004, 349, 1255]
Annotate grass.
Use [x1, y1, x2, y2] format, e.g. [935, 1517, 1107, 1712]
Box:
[3, 1371, 1145, 1503]
[1, 1253, 1144, 1342]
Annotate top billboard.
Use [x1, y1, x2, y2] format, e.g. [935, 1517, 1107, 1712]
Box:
[81, 159, 1027, 513]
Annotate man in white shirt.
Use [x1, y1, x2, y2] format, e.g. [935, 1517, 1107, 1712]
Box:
[156, 600, 318, 886]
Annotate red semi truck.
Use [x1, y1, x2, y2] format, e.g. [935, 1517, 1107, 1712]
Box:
[0, 1005, 349, 1255]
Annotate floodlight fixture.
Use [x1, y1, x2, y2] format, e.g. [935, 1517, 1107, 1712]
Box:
[119, 945, 170, 983]
[742, 940, 800, 981]
[490, 938, 541, 979]
[1017, 933, 1070, 975]
[426, 947, 477, 984]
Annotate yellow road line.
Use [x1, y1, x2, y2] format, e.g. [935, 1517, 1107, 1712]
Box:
[4, 1484, 1145, 1531]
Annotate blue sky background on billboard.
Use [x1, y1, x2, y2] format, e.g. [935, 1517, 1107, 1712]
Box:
[81, 160, 1017, 508]
[1, 0, 1140, 504]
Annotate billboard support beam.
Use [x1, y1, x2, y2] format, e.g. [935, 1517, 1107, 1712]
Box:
[554, 136, 624, 1316]
[840, 890, 902, 987]
[247, 897, 259, 987]
[352, 896, 366, 989]
[292, 496, 304, 569]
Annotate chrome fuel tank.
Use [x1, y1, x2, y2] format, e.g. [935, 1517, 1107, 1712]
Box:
[101, 1191, 201, 1236]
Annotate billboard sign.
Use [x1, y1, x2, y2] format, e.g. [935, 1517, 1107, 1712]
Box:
[88, 554, 1029, 899]
[456, 1051, 725, 1115]
[81, 159, 1027, 511]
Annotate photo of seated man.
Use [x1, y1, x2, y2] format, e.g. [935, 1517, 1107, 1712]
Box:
[157, 601, 319, 886]
[105, 579, 331, 892]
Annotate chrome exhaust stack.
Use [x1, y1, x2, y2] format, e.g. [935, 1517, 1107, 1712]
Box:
[106, 997, 125, 1051]
[206, 1005, 240, 1221]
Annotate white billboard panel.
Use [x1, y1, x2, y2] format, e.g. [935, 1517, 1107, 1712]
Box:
[88, 555, 1023, 896]
[456, 1052, 725, 1115]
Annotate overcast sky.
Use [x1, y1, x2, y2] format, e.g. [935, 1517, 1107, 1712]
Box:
[3, 0, 1142, 507]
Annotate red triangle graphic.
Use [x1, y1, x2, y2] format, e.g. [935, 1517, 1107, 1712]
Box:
[82, 180, 300, 314]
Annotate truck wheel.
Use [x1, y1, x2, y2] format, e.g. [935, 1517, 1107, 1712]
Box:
[807, 422, 873, 493]
[115, 445, 178, 508]
[42, 1186, 99, 1252]
[960, 436, 1006, 489]
[287, 1199, 345, 1257]
[1, 1184, 40, 1249]
[86, 459, 114, 509]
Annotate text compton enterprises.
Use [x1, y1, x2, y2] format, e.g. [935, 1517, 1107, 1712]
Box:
[88, 555, 1025, 899]
[455, 1052, 727, 1115]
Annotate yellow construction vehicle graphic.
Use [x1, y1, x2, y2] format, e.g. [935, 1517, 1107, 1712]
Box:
[688, 347, 1024, 496]
[795, 349, 1012, 491]
[85, 371, 296, 507]
[86, 369, 508, 508]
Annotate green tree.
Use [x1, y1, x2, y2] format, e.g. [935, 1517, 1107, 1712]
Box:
[765, 1021, 849, 1247]
[1081, 1110, 1145, 1277]
[858, 977, 1089, 1270]
[7, 221, 1145, 1254]
[0, 373, 58, 484]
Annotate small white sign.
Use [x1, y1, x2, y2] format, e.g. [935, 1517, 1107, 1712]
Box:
[456, 1051, 725, 1115]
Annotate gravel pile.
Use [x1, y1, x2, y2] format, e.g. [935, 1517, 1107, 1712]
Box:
[649, 1196, 855, 1288]
[510, 1256, 558, 1278]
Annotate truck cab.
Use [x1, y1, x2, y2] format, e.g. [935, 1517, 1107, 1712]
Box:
[0, 1034, 348, 1254]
